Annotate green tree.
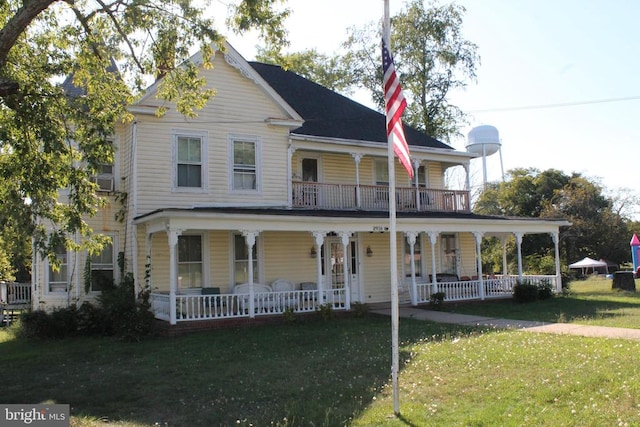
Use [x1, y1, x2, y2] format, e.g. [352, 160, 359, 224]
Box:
[475, 168, 634, 271]
[340, 0, 479, 141]
[0, 0, 288, 267]
[255, 47, 356, 94]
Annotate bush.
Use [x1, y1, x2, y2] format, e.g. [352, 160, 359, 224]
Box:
[429, 292, 446, 310]
[19, 306, 79, 340]
[538, 280, 554, 300]
[316, 303, 333, 321]
[17, 273, 155, 341]
[513, 280, 555, 303]
[351, 302, 369, 317]
[513, 281, 539, 303]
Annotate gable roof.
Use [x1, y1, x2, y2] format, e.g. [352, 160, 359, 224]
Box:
[249, 62, 453, 150]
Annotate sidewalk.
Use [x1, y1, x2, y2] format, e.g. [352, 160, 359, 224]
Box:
[370, 305, 640, 341]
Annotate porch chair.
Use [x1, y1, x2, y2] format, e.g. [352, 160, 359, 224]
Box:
[270, 279, 295, 292]
[233, 283, 273, 314]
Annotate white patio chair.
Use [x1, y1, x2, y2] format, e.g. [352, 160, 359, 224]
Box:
[270, 279, 295, 292]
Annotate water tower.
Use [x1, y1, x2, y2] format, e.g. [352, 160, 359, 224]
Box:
[465, 125, 504, 187]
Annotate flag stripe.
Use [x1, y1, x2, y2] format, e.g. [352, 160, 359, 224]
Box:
[382, 37, 413, 178]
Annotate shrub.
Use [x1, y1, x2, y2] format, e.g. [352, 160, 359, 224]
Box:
[282, 307, 296, 323]
[316, 303, 333, 321]
[429, 292, 446, 310]
[538, 280, 554, 300]
[17, 273, 154, 341]
[351, 302, 369, 317]
[19, 306, 79, 340]
[513, 281, 539, 303]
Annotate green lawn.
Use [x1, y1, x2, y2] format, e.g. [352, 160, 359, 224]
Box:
[441, 276, 640, 328]
[1, 279, 640, 426]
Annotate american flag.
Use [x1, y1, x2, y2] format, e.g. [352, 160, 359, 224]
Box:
[382, 36, 413, 178]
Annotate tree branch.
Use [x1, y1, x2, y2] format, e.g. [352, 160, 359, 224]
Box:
[0, 0, 59, 96]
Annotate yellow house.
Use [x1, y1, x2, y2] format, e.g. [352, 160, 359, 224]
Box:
[31, 43, 569, 325]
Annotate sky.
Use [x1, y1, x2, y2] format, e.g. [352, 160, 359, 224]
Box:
[210, 0, 640, 198]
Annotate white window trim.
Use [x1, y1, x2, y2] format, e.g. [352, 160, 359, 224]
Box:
[45, 247, 70, 295]
[87, 234, 119, 294]
[296, 152, 323, 182]
[172, 129, 208, 193]
[373, 159, 389, 185]
[177, 232, 210, 289]
[228, 134, 262, 194]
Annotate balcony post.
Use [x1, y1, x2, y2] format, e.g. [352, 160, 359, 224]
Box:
[351, 153, 363, 208]
[287, 144, 295, 208]
[412, 159, 421, 211]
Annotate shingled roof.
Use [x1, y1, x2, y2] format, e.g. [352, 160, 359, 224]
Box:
[249, 62, 452, 150]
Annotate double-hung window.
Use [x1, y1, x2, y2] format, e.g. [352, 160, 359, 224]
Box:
[90, 239, 115, 292]
[230, 136, 260, 192]
[174, 131, 206, 190]
[48, 244, 69, 293]
[178, 235, 203, 289]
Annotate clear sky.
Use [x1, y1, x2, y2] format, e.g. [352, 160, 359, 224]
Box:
[212, 0, 640, 197]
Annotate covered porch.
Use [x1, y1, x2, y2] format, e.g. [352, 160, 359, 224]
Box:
[134, 208, 569, 325]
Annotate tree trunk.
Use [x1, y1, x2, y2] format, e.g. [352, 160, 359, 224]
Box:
[612, 271, 636, 292]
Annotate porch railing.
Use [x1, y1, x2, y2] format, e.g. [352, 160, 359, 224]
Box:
[150, 288, 347, 323]
[292, 181, 469, 213]
[413, 275, 558, 304]
[0, 282, 31, 305]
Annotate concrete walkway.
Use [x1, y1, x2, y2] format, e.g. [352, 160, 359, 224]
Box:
[370, 305, 640, 341]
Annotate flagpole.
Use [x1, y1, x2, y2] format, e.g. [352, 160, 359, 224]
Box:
[383, 0, 400, 416]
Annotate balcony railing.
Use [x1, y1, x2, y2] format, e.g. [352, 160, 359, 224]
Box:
[292, 181, 470, 213]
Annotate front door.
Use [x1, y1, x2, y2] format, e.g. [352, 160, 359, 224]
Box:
[301, 158, 319, 207]
[325, 237, 360, 302]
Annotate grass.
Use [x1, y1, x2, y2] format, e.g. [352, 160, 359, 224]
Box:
[440, 276, 640, 328]
[1, 279, 639, 426]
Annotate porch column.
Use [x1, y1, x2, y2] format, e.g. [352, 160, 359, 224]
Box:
[351, 153, 363, 208]
[340, 231, 352, 310]
[406, 231, 418, 305]
[427, 231, 438, 294]
[242, 230, 259, 318]
[514, 232, 524, 280]
[473, 232, 485, 300]
[168, 228, 182, 325]
[312, 231, 326, 303]
[500, 235, 509, 277]
[552, 232, 562, 292]
[412, 159, 421, 211]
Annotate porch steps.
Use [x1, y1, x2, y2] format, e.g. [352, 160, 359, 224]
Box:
[1, 305, 28, 326]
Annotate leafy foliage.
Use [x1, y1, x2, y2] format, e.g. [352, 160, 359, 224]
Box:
[475, 168, 635, 270]
[340, 0, 479, 141]
[0, 0, 288, 267]
[18, 273, 154, 341]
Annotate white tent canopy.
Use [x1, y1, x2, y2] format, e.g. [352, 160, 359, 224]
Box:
[569, 257, 608, 274]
